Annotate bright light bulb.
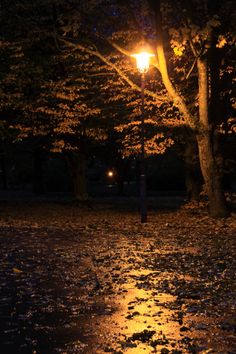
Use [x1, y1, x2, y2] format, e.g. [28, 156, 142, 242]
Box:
[131, 52, 155, 73]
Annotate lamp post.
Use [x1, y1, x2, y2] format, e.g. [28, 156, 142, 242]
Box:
[131, 52, 154, 223]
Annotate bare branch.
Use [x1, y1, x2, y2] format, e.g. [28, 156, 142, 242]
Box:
[86, 73, 116, 77]
[185, 57, 197, 79]
[189, 37, 198, 57]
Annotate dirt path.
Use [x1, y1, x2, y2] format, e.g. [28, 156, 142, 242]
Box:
[0, 200, 235, 353]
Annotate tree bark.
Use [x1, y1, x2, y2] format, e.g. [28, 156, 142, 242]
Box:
[154, 1, 195, 130]
[197, 58, 227, 217]
[65, 152, 88, 201]
[184, 135, 202, 201]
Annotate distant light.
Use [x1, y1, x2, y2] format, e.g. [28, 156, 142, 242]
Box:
[107, 170, 114, 177]
[131, 52, 155, 73]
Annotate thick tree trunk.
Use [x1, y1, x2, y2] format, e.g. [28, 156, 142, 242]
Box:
[66, 152, 88, 201]
[184, 136, 202, 201]
[197, 58, 227, 217]
[153, 0, 196, 130]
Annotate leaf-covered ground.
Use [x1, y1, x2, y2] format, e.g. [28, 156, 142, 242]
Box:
[0, 198, 235, 353]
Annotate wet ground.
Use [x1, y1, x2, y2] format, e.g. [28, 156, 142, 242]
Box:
[0, 198, 235, 353]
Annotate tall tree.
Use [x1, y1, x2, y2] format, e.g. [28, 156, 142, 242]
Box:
[0, 0, 107, 200]
[150, 0, 235, 216]
[1, 0, 235, 214]
[57, 0, 235, 216]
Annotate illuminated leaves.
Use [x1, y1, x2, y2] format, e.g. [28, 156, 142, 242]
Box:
[216, 35, 227, 48]
[115, 119, 174, 157]
[1, 0, 235, 174]
[172, 43, 186, 57]
[166, 2, 226, 65]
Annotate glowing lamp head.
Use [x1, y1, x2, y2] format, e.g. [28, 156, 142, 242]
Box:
[131, 52, 155, 73]
[107, 170, 114, 178]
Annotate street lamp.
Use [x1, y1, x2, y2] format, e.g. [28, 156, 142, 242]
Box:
[107, 170, 114, 178]
[131, 51, 154, 223]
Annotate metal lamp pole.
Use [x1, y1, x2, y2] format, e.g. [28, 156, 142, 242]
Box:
[140, 72, 147, 223]
[131, 51, 154, 223]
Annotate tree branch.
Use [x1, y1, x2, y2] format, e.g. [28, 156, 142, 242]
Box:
[185, 57, 198, 79]
[106, 39, 131, 57]
[59, 37, 166, 103]
[189, 37, 199, 57]
[106, 38, 160, 71]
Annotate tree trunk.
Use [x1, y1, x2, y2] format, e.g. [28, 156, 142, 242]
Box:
[153, 0, 196, 130]
[150, 0, 227, 217]
[65, 152, 88, 201]
[184, 136, 202, 201]
[197, 58, 227, 217]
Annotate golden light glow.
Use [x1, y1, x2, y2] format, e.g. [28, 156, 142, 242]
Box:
[91, 269, 185, 353]
[131, 52, 155, 73]
[107, 170, 114, 177]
